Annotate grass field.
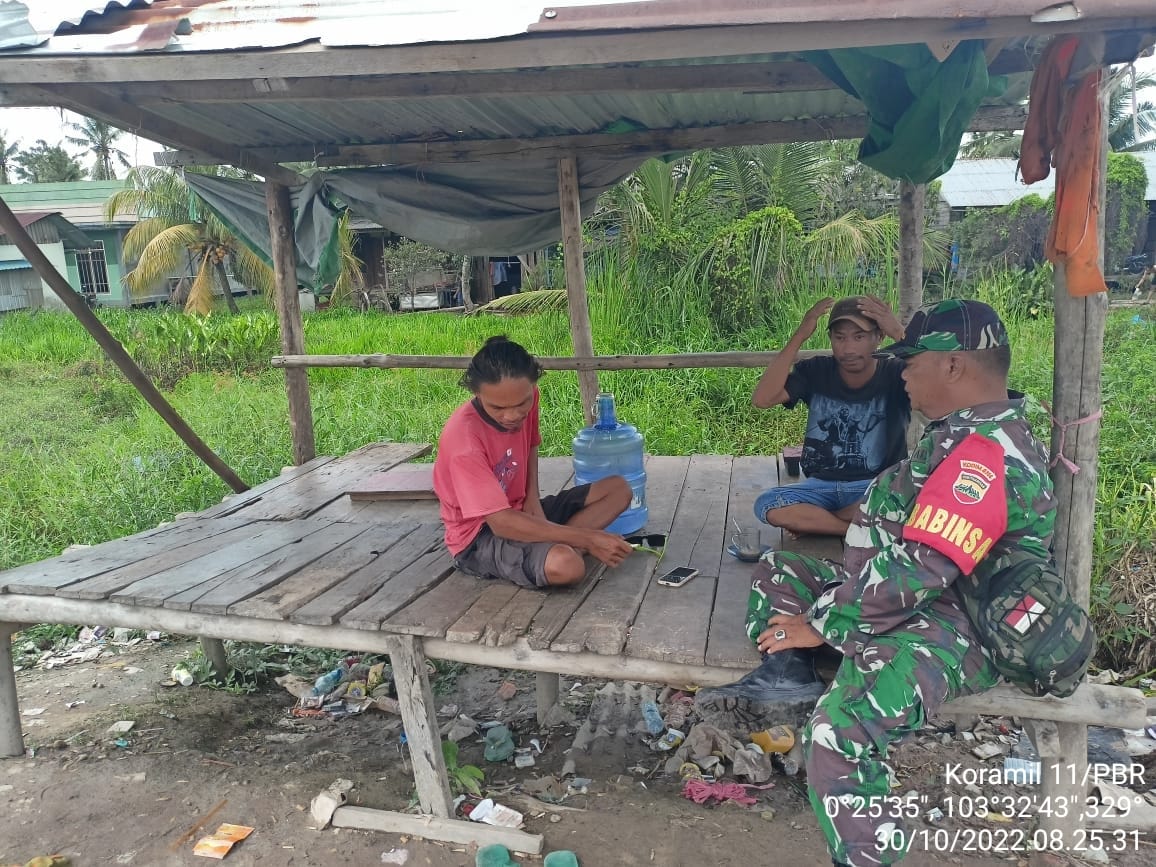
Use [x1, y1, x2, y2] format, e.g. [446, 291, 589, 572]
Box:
[1, 290, 1152, 664]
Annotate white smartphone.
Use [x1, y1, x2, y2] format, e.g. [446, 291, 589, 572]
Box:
[656, 566, 698, 588]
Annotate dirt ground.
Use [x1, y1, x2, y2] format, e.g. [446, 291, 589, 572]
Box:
[2, 637, 1151, 867]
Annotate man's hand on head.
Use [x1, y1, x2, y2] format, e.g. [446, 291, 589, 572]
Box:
[798, 297, 836, 341]
[857, 296, 905, 341]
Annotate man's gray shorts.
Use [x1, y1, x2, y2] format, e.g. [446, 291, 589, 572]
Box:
[454, 484, 592, 588]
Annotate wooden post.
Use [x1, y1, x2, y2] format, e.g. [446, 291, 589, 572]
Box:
[469, 256, 493, 305]
[557, 155, 600, 424]
[265, 180, 316, 466]
[384, 635, 454, 818]
[199, 637, 229, 682]
[0, 623, 25, 757]
[535, 672, 560, 726]
[898, 180, 926, 323]
[0, 195, 248, 494]
[1035, 71, 1111, 849]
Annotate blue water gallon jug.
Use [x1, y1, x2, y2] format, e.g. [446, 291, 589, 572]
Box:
[572, 392, 648, 535]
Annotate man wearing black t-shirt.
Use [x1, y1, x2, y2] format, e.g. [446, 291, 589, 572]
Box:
[752, 296, 911, 537]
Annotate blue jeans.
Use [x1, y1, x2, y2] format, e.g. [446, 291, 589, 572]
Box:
[754, 476, 871, 523]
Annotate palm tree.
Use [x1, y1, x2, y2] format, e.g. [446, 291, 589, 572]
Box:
[13, 140, 85, 183]
[66, 117, 132, 180]
[106, 166, 271, 315]
[1107, 68, 1156, 152]
[0, 130, 19, 184]
[959, 131, 1023, 159]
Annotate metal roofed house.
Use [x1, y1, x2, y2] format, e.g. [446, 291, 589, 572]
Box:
[0, 180, 167, 309]
[0, 1, 1154, 857]
[0, 210, 95, 312]
[937, 153, 1156, 264]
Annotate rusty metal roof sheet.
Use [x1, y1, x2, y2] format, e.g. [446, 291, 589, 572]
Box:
[7, 1, 1156, 55]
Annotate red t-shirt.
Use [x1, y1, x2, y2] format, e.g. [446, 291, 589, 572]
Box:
[432, 389, 542, 555]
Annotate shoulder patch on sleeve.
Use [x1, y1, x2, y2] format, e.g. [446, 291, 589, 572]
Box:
[902, 433, 1008, 574]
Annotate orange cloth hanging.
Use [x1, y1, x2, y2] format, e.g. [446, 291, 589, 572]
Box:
[1018, 36, 1108, 297]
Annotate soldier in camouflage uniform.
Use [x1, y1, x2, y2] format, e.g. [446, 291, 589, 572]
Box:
[696, 300, 1055, 867]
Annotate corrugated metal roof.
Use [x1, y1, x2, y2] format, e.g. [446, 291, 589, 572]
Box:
[939, 153, 1156, 207]
[7, 1, 1156, 55]
[0, 181, 135, 225]
[0, 258, 32, 271]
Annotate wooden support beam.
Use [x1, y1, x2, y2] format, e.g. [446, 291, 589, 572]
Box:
[0, 19, 1144, 86]
[120, 61, 840, 104]
[331, 805, 543, 853]
[535, 672, 561, 727]
[271, 349, 830, 371]
[265, 180, 317, 466]
[0, 622, 25, 757]
[897, 180, 926, 322]
[234, 106, 1031, 168]
[0, 594, 1146, 729]
[383, 635, 454, 818]
[1034, 72, 1111, 848]
[199, 637, 230, 682]
[557, 156, 600, 424]
[0, 195, 249, 494]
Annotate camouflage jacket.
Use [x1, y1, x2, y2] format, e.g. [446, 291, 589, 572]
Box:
[808, 397, 1056, 656]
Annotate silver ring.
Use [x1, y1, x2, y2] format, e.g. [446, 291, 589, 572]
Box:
[773, 629, 786, 641]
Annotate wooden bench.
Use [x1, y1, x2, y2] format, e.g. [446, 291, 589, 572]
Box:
[0, 444, 1145, 853]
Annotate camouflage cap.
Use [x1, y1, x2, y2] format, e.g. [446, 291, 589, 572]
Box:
[877, 299, 1009, 358]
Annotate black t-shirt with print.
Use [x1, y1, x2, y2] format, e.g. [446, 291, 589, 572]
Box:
[784, 356, 910, 482]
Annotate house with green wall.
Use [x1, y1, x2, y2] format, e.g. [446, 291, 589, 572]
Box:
[0, 180, 170, 311]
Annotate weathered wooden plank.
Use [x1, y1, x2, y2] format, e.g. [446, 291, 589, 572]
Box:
[444, 582, 522, 643]
[380, 570, 490, 637]
[188, 521, 375, 615]
[234, 442, 431, 520]
[549, 456, 690, 656]
[227, 521, 414, 620]
[58, 519, 268, 601]
[0, 517, 249, 596]
[625, 455, 732, 665]
[309, 495, 440, 524]
[522, 559, 605, 651]
[198, 455, 335, 518]
[705, 455, 777, 669]
[383, 635, 454, 817]
[289, 523, 443, 626]
[338, 547, 454, 630]
[109, 519, 332, 607]
[160, 521, 350, 611]
[486, 587, 551, 647]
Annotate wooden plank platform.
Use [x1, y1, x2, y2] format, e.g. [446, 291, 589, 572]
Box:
[0, 444, 838, 673]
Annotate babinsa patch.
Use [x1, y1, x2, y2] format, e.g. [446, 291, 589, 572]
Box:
[903, 433, 1008, 573]
[953, 458, 996, 505]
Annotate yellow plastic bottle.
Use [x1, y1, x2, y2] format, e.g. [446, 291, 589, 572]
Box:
[750, 725, 795, 754]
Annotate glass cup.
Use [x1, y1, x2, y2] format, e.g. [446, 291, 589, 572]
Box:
[731, 529, 763, 562]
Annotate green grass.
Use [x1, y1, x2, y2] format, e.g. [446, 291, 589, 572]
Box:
[1, 288, 1153, 664]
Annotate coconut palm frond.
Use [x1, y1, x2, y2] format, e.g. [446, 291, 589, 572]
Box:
[186, 257, 216, 316]
[230, 243, 275, 297]
[710, 147, 762, 213]
[122, 224, 201, 295]
[754, 142, 823, 219]
[635, 158, 680, 229]
[473, 289, 567, 316]
[802, 211, 899, 274]
[330, 211, 364, 304]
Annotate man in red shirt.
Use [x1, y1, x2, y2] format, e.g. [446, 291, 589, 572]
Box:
[433, 336, 634, 588]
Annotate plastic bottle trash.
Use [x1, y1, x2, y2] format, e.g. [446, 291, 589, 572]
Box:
[573, 392, 647, 535]
[170, 666, 194, 687]
[750, 725, 795, 754]
[312, 666, 346, 697]
[640, 700, 665, 736]
[483, 724, 516, 762]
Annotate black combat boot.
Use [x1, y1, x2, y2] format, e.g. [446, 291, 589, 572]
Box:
[694, 650, 825, 730]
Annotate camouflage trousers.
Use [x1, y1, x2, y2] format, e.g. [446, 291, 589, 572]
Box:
[748, 552, 999, 866]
